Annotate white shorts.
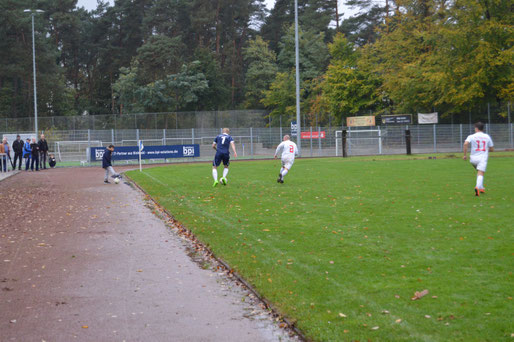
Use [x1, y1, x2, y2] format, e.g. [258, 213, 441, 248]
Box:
[470, 156, 488, 172]
[282, 157, 294, 170]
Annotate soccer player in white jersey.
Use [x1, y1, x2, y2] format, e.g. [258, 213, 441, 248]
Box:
[274, 135, 298, 183]
[463, 122, 494, 196]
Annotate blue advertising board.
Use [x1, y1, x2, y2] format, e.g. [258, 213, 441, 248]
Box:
[291, 120, 298, 137]
[90, 144, 200, 162]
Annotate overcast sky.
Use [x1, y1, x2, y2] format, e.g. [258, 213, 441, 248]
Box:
[76, 0, 359, 18]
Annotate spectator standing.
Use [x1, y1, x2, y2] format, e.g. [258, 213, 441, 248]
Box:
[23, 138, 32, 171]
[12, 135, 23, 170]
[38, 134, 49, 169]
[30, 138, 40, 171]
[2, 138, 11, 172]
[0, 139, 4, 172]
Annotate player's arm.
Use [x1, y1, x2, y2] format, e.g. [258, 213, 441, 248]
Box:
[274, 142, 282, 159]
[230, 141, 237, 158]
[489, 139, 494, 152]
[212, 138, 217, 150]
[462, 141, 469, 160]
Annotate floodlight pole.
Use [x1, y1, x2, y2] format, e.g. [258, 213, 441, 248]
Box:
[25, 9, 44, 137]
[294, 0, 301, 156]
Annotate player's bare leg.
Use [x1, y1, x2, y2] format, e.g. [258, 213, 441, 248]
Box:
[475, 170, 485, 195]
[277, 167, 284, 183]
[279, 167, 289, 183]
[220, 166, 229, 185]
[212, 166, 219, 187]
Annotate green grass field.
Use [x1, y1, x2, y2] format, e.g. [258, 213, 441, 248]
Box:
[127, 155, 513, 341]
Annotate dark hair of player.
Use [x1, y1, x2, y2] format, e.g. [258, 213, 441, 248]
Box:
[108, 144, 114, 148]
[474, 122, 484, 131]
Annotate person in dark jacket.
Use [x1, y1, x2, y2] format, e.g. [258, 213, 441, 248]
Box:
[38, 134, 49, 169]
[12, 135, 23, 170]
[23, 138, 32, 171]
[102, 145, 121, 183]
[30, 138, 40, 171]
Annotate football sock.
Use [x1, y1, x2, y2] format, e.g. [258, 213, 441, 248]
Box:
[281, 169, 288, 177]
[476, 175, 484, 189]
[212, 169, 218, 181]
[223, 168, 229, 178]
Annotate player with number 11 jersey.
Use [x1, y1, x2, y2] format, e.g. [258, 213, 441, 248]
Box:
[463, 122, 494, 196]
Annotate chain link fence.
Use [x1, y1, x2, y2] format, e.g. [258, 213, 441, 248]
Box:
[1, 124, 512, 166]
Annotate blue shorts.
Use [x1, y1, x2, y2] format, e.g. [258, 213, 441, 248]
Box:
[213, 152, 230, 167]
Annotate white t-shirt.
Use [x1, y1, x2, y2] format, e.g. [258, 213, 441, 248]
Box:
[465, 132, 493, 159]
[275, 140, 298, 160]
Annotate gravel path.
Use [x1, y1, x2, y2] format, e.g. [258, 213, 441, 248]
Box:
[0, 168, 292, 342]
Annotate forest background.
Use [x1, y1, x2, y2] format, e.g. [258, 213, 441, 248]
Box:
[1, 0, 512, 126]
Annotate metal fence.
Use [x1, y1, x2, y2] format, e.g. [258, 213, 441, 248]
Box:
[1, 124, 512, 167]
[0, 110, 269, 132]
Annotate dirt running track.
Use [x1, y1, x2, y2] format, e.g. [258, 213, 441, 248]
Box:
[0, 168, 292, 342]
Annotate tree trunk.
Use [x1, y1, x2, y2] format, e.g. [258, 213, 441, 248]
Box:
[335, 0, 339, 30]
[215, 0, 221, 55]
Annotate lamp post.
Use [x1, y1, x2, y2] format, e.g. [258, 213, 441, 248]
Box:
[24, 9, 44, 137]
[294, 0, 301, 156]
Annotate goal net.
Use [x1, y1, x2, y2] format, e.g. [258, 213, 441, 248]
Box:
[55, 140, 103, 162]
[336, 128, 382, 156]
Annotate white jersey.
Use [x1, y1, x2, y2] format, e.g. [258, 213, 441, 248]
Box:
[275, 140, 298, 160]
[465, 132, 493, 159]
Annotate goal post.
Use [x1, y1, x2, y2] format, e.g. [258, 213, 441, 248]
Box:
[54, 140, 103, 162]
[335, 127, 382, 156]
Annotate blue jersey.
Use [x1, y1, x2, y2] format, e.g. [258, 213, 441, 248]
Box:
[214, 133, 234, 154]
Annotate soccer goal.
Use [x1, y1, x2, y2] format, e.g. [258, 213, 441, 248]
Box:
[336, 127, 382, 156]
[55, 140, 103, 162]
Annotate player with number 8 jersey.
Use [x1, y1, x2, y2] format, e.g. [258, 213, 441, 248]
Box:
[463, 122, 494, 196]
[274, 135, 298, 183]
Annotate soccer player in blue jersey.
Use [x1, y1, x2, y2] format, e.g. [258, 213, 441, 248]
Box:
[212, 128, 237, 187]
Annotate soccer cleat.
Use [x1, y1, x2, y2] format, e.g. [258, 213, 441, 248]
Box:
[220, 177, 227, 185]
[480, 188, 485, 193]
[213, 180, 219, 187]
[104, 180, 110, 184]
[474, 187, 480, 196]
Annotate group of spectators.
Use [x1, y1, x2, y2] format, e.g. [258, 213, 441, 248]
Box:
[0, 134, 55, 172]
